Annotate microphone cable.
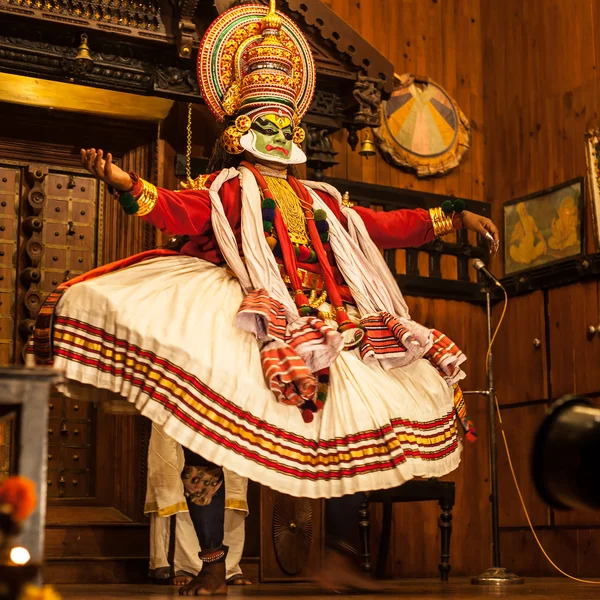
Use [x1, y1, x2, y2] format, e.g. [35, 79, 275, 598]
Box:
[488, 286, 600, 584]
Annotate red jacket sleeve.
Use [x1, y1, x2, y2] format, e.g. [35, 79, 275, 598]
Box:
[130, 178, 212, 236]
[313, 190, 461, 250]
[353, 206, 435, 249]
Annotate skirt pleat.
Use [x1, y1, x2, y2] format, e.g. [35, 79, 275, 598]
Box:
[51, 255, 461, 499]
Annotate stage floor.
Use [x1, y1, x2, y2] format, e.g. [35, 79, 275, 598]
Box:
[56, 579, 600, 599]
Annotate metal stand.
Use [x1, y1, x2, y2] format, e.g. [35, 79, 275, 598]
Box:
[469, 288, 524, 586]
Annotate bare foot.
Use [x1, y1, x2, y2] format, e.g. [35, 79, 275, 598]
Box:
[150, 571, 194, 587]
[226, 576, 252, 586]
[316, 548, 392, 594]
[180, 561, 227, 596]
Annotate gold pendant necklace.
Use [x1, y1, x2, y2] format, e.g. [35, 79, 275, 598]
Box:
[264, 175, 311, 246]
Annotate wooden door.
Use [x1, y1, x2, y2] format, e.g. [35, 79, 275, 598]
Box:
[0, 103, 157, 581]
[41, 167, 100, 501]
[548, 281, 600, 397]
[494, 291, 548, 405]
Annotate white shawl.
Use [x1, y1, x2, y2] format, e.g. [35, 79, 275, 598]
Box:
[207, 166, 458, 377]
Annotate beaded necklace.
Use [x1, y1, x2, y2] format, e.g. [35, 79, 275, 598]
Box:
[243, 161, 365, 421]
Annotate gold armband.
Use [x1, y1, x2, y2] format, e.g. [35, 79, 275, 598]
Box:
[429, 206, 455, 238]
[136, 178, 158, 216]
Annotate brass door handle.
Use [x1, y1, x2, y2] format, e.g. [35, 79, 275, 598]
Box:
[533, 338, 542, 349]
[587, 325, 600, 338]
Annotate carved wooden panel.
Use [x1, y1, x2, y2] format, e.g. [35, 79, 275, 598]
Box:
[0, 161, 103, 498]
[0, 164, 18, 363]
[47, 392, 94, 500]
[0, 0, 167, 37]
[0, 150, 151, 510]
[259, 487, 324, 582]
[0, 164, 18, 483]
[42, 171, 99, 293]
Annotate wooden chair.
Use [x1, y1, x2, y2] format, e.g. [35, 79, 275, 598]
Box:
[359, 479, 456, 581]
[0, 369, 57, 566]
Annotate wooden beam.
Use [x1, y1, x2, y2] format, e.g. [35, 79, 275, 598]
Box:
[0, 73, 173, 122]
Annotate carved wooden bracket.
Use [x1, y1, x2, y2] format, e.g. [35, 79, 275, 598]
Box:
[0, 0, 393, 178]
[280, 0, 394, 94]
[351, 73, 384, 128]
[18, 165, 47, 355]
[0, 0, 169, 41]
[176, 0, 201, 59]
[305, 125, 339, 182]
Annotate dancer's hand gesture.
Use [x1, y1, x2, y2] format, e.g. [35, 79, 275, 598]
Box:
[80, 148, 133, 193]
[460, 210, 500, 254]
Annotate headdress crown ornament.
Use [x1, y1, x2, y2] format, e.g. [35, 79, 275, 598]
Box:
[197, 0, 315, 125]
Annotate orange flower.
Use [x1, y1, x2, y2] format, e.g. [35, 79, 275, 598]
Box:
[19, 585, 62, 600]
[0, 476, 37, 522]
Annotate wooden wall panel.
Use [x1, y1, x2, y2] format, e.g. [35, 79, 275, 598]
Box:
[324, 0, 486, 201]
[101, 142, 155, 265]
[501, 528, 600, 578]
[483, 0, 600, 266]
[547, 281, 600, 397]
[499, 529, 579, 577]
[483, 0, 600, 579]
[389, 297, 491, 577]
[578, 530, 600, 576]
[314, 0, 492, 579]
[497, 404, 550, 528]
[494, 292, 548, 405]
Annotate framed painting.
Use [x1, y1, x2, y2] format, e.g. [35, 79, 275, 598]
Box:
[503, 178, 584, 276]
[585, 128, 600, 247]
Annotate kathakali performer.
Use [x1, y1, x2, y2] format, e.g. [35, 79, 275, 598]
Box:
[34, 1, 499, 595]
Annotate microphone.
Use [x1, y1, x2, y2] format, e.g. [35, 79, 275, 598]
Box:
[472, 258, 503, 288]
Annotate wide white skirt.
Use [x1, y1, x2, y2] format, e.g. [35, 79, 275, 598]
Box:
[50, 255, 461, 498]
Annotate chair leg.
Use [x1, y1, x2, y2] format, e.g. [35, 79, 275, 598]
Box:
[358, 498, 371, 571]
[438, 499, 453, 582]
[376, 500, 393, 579]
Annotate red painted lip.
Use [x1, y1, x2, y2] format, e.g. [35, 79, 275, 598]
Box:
[266, 144, 289, 156]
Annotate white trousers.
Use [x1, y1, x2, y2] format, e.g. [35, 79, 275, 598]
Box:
[150, 508, 246, 580]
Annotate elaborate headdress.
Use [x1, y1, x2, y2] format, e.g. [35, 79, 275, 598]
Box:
[197, 0, 315, 162]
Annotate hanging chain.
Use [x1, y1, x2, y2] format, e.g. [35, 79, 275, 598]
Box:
[186, 103, 193, 183]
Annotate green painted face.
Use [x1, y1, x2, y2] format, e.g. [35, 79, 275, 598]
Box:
[251, 114, 294, 160]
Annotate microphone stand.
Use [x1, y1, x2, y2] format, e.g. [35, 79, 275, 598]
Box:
[467, 282, 524, 586]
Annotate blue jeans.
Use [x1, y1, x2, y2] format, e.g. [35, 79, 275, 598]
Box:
[183, 448, 365, 556]
[182, 448, 226, 554]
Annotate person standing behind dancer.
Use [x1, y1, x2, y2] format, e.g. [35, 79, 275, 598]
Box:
[145, 423, 251, 586]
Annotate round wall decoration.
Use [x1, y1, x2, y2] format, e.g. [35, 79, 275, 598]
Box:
[272, 494, 313, 575]
[373, 73, 470, 177]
